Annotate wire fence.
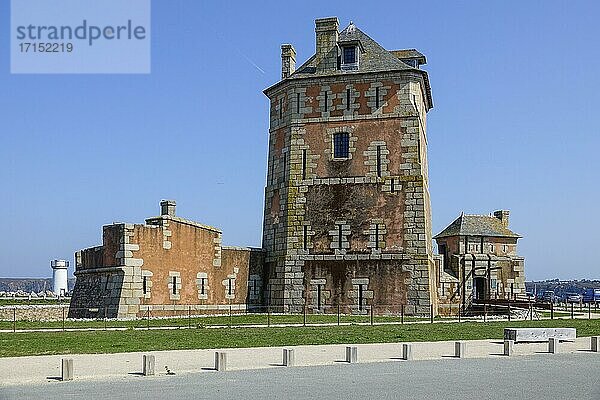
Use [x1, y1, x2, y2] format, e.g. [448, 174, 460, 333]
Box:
[0, 300, 598, 333]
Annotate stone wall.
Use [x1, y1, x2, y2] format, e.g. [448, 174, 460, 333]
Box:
[0, 305, 70, 322]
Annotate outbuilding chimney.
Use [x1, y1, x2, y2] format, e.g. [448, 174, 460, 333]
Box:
[493, 210, 510, 228]
[281, 44, 296, 79]
[160, 200, 176, 217]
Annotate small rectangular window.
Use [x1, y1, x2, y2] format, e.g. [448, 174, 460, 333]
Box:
[333, 133, 350, 158]
[343, 47, 356, 64]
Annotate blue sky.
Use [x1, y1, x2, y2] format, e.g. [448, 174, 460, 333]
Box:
[1, 1, 598, 280]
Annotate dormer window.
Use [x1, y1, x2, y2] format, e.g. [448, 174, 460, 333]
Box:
[341, 45, 359, 71]
[343, 46, 356, 64]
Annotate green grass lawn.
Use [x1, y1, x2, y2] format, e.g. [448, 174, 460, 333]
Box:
[0, 319, 598, 358]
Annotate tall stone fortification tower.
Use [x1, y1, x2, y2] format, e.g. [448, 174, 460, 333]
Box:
[262, 17, 435, 314]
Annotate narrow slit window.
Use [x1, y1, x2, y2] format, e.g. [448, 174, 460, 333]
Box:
[172, 276, 177, 295]
[228, 278, 233, 296]
[324, 91, 328, 112]
[338, 225, 343, 250]
[317, 285, 322, 310]
[303, 225, 308, 250]
[200, 278, 206, 295]
[142, 276, 147, 295]
[375, 224, 380, 249]
[375, 87, 380, 109]
[376, 145, 382, 177]
[278, 98, 283, 119]
[391, 179, 395, 193]
[302, 149, 307, 180]
[333, 133, 350, 158]
[346, 89, 351, 110]
[282, 153, 287, 179]
[358, 285, 364, 311]
[296, 93, 300, 114]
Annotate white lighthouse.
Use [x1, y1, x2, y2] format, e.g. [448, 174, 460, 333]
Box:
[51, 260, 69, 297]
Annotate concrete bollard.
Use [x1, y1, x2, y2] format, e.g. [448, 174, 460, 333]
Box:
[402, 343, 413, 361]
[454, 341, 466, 358]
[282, 349, 295, 367]
[215, 352, 227, 371]
[591, 336, 599, 353]
[548, 338, 559, 354]
[503, 340, 514, 357]
[61, 358, 73, 381]
[142, 354, 155, 376]
[345, 346, 358, 363]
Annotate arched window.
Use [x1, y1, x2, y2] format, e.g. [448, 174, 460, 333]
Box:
[333, 132, 350, 158]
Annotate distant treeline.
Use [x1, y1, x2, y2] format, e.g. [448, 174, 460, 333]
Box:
[0, 278, 76, 293]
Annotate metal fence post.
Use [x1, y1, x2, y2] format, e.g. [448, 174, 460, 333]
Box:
[229, 304, 232, 328]
[430, 304, 434, 324]
[483, 303, 487, 323]
[550, 302, 554, 320]
[303, 304, 307, 327]
[401, 304, 404, 324]
[589, 303, 592, 320]
[571, 302, 574, 319]
[508, 300, 511, 321]
[13, 307, 16, 333]
[147, 309, 150, 330]
[458, 305, 461, 323]
[370, 304, 374, 326]
[337, 304, 340, 326]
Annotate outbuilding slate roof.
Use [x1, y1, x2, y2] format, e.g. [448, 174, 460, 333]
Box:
[434, 214, 521, 239]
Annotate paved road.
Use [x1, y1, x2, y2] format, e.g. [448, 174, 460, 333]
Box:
[1, 353, 598, 400]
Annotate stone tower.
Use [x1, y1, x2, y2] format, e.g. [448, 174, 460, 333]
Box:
[262, 17, 436, 315]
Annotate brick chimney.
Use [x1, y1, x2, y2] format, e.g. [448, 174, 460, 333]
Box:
[160, 200, 176, 217]
[493, 210, 510, 228]
[281, 44, 296, 79]
[315, 17, 339, 72]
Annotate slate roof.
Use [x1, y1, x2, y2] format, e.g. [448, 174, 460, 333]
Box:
[390, 49, 426, 63]
[292, 23, 415, 78]
[434, 214, 521, 239]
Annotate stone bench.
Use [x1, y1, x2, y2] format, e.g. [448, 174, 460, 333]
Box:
[504, 328, 576, 343]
